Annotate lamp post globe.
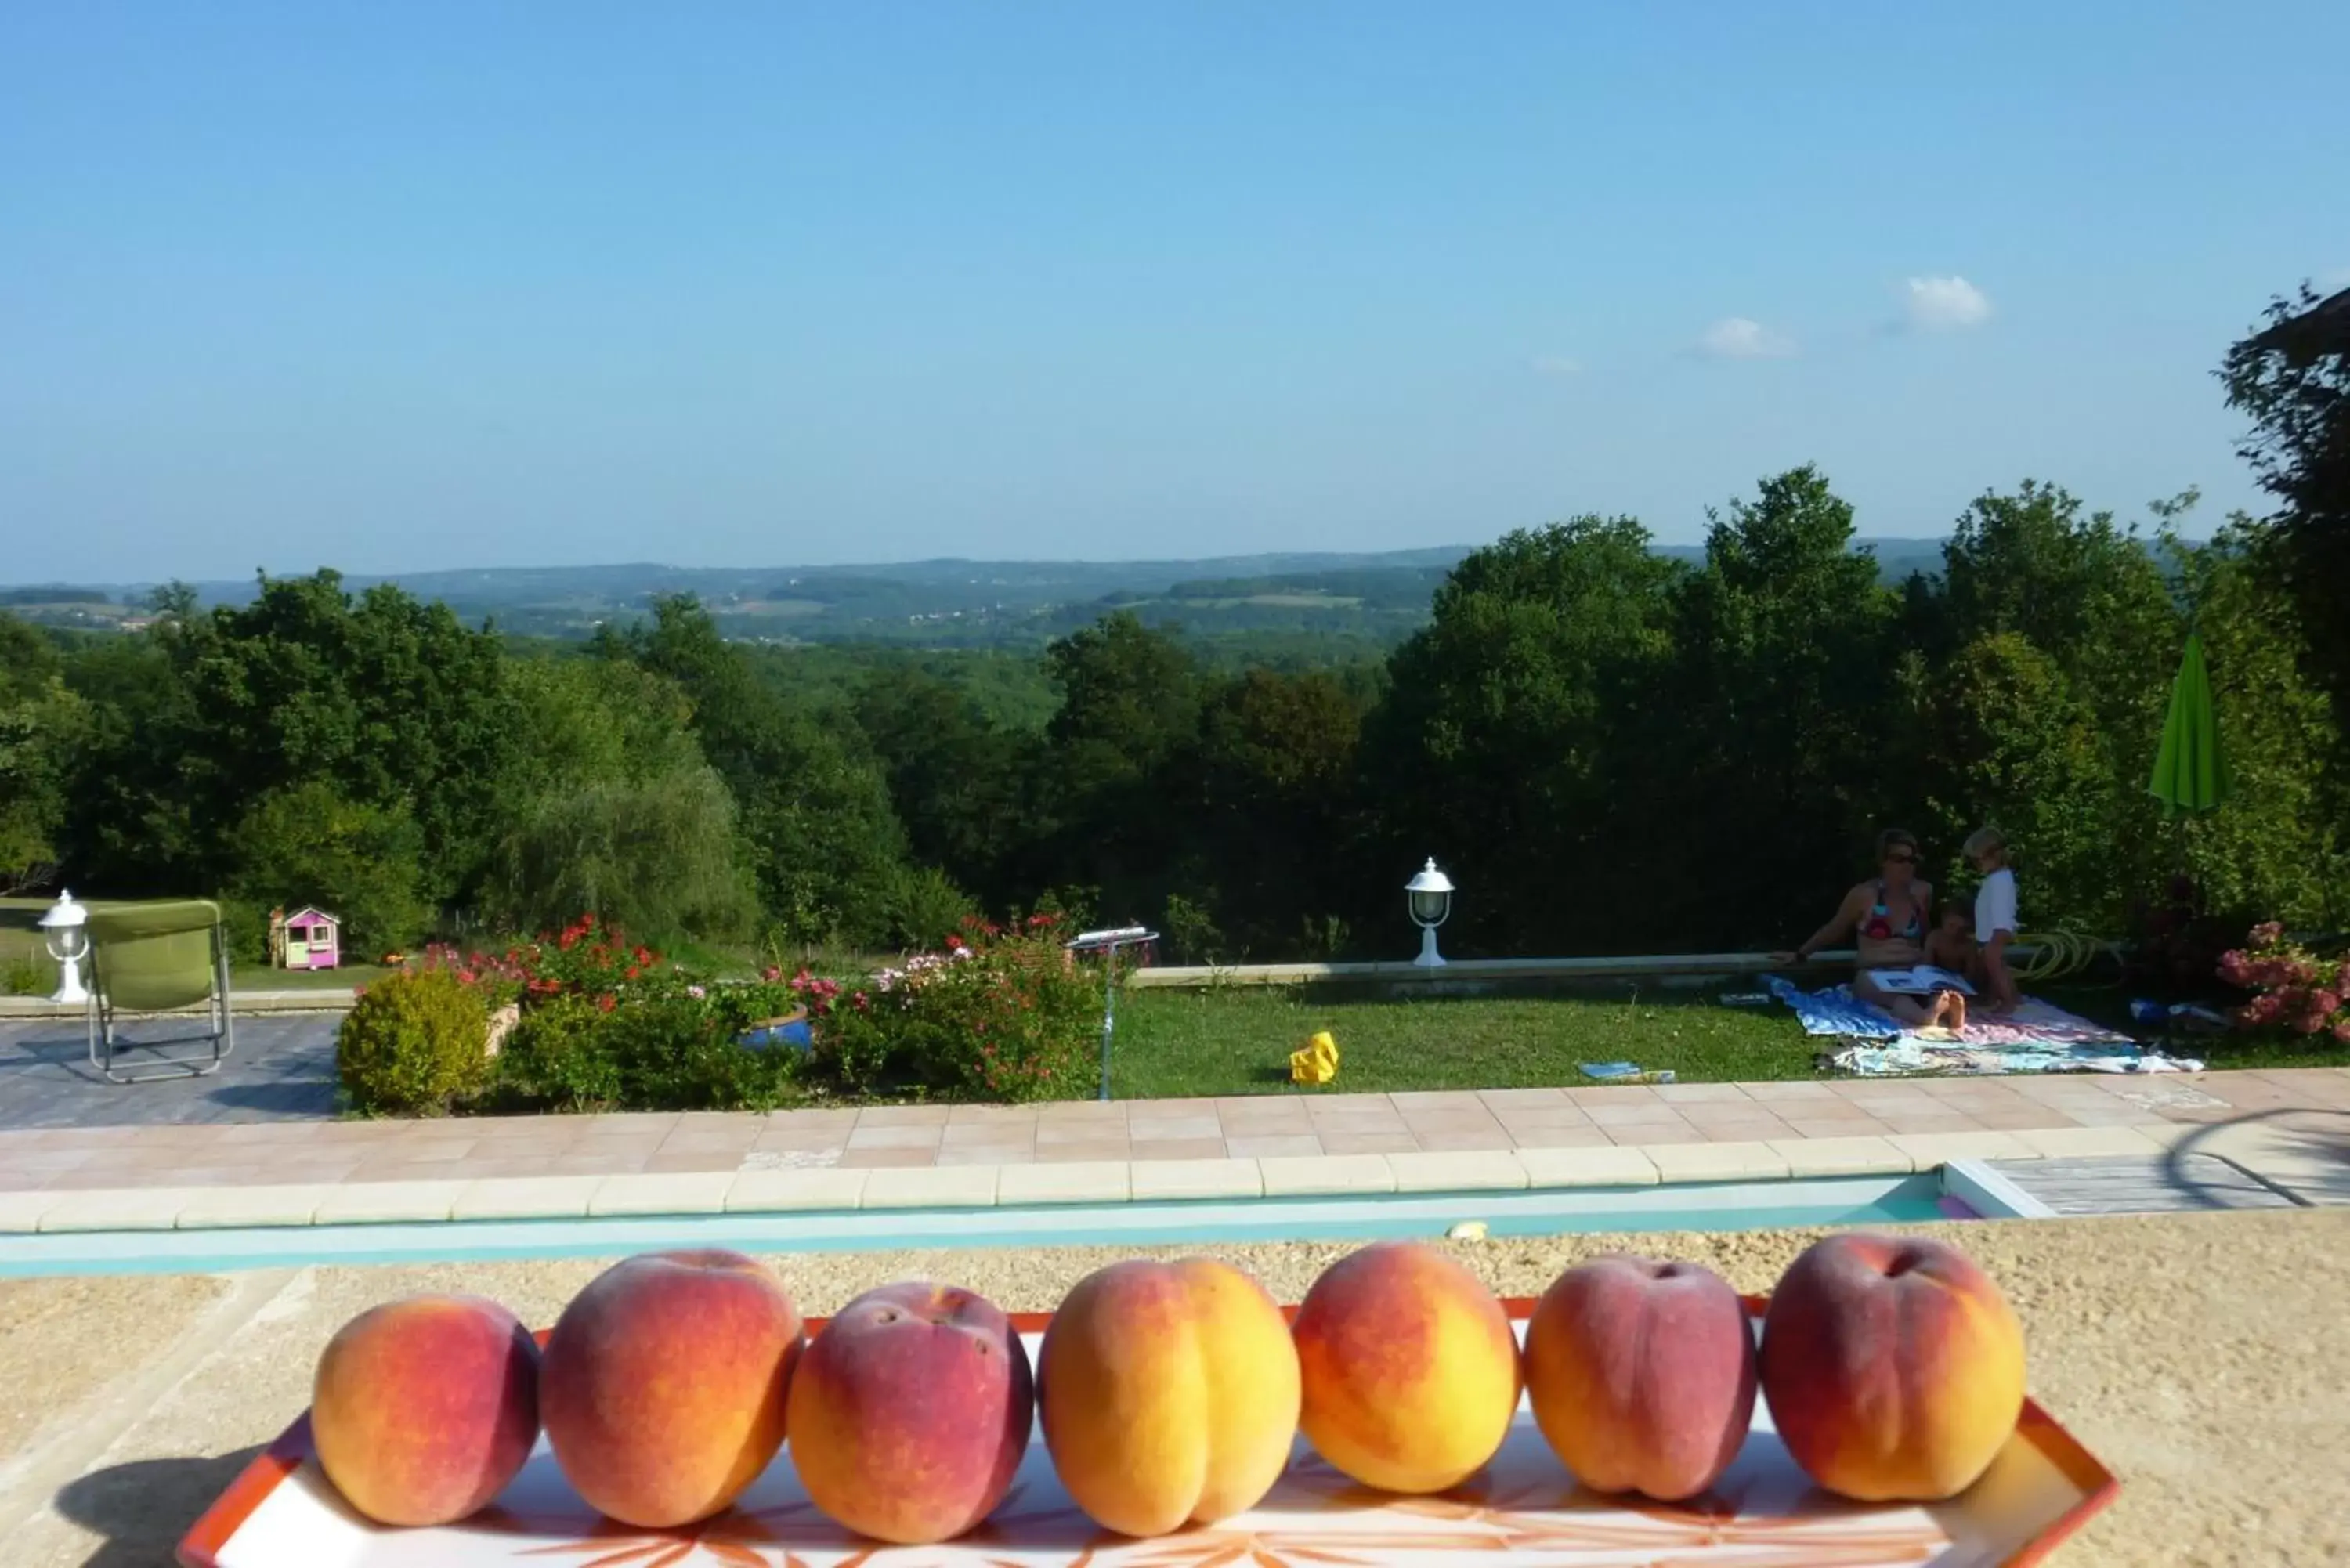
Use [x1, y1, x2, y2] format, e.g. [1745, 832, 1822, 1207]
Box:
[1404, 858, 1454, 968]
[38, 890, 91, 1006]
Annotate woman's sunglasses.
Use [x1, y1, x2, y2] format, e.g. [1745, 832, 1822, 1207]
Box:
[1884, 851, 1917, 865]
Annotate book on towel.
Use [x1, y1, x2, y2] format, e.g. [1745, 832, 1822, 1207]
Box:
[1866, 965, 1976, 996]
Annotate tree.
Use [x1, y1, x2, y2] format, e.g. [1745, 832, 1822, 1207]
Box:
[0, 615, 85, 889]
[1898, 634, 2118, 928]
[1366, 517, 1683, 953]
[1032, 614, 1208, 927]
[479, 762, 757, 941]
[851, 665, 1038, 912]
[1652, 468, 1896, 945]
[2222, 284, 2350, 739]
[2163, 518, 2350, 929]
[631, 596, 913, 947]
[67, 573, 525, 912]
[1187, 667, 1367, 955]
[227, 781, 432, 956]
[1929, 481, 2185, 910]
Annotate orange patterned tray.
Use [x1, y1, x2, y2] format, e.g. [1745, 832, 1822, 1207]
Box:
[180, 1298, 2117, 1568]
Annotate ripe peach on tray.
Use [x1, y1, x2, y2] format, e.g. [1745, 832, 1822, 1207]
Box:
[539, 1249, 805, 1528]
[310, 1292, 541, 1528]
[1760, 1231, 2027, 1501]
[1292, 1241, 1521, 1494]
[1524, 1255, 1757, 1501]
[1037, 1258, 1301, 1537]
[786, 1281, 1033, 1544]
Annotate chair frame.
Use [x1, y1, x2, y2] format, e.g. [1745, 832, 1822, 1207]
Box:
[85, 919, 237, 1084]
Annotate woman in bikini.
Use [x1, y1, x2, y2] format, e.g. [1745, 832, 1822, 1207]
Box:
[1772, 827, 1963, 1029]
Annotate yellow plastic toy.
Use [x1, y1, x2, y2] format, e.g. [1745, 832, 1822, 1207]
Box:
[1290, 1030, 1340, 1086]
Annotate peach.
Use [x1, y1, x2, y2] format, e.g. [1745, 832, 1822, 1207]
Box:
[1524, 1255, 1756, 1501]
[786, 1281, 1032, 1544]
[311, 1293, 540, 1528]
[1759, 1232, 2026, 1501]
[1037, 1259, 1300, 1537]
[1292, 1241, 1520, 1494]
[540, 1249, 804, 1527]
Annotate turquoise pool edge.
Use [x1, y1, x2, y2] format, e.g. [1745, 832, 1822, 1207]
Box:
[0, 1165, 2024, 1278]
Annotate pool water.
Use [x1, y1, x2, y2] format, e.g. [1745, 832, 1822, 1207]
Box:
[0, 1171, 1987, 1279]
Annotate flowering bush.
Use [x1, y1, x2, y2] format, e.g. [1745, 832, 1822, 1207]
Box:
[400, 916, 692, 1013]
[2218, 923, 2350, 1043]
[797, 916, 1099, 1102]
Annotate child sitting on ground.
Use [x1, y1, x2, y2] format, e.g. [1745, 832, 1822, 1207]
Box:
[1966, 825, 2022, 1015]
[1922, 905, 1976, 1031]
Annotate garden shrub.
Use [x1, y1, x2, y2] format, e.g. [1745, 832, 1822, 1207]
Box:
[487, 978, 804, 1113]
[2219, 923, 2350, 1044]
[490, 996, 622, 1110]
[797, 916, 1099, 1102]
[338, 966, 491, 1115]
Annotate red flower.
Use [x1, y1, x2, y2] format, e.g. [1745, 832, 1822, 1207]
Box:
[624, 966, 642, 982]
[596, 993, 617, 1013]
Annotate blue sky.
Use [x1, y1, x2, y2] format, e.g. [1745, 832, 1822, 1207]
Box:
[4, 2, 2346, 582]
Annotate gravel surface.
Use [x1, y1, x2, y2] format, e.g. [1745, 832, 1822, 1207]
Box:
[2, 1209, 2344, 1565]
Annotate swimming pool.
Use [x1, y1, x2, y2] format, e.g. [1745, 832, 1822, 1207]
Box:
[0, 1164, 2038, 1278]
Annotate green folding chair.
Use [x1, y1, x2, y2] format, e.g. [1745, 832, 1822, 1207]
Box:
[85, 899, 237, 1084]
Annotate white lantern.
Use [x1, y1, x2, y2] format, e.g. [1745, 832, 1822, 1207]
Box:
[1404, 858, 1454, 968]
[38, 890, 90, 1006]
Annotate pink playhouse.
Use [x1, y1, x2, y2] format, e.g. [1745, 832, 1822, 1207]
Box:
[281, 907, 342, 970]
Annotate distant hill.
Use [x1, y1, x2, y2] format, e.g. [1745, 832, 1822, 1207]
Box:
[27, 539, 1959, 648]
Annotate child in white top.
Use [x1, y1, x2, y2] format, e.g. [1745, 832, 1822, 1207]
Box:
[1965, 826, 2020, 1015]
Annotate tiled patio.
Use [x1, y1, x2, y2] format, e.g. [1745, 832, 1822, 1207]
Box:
[0, 1064, 2342, 1198]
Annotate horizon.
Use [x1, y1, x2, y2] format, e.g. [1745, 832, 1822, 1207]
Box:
[0, 532, 2051, 598]
[5, 2, 2345, 582]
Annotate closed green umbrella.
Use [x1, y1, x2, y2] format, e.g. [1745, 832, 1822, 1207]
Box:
[2148, 631, 2231, 815]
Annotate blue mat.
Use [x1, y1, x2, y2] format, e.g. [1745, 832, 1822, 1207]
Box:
[1764, 975, 1902, 1040]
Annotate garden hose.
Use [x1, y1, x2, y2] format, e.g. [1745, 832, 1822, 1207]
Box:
[2012, 927, 2106, 985]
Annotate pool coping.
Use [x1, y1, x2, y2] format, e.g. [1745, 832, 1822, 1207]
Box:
[0, 1125, 2172, 1234]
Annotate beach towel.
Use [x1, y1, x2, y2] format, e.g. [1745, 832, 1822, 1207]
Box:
[1763, 975, 2206, 1076]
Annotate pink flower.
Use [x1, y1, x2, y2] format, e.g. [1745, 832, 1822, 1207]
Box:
[2250, 921, 2284, 948]
[686, 985, 706, 999]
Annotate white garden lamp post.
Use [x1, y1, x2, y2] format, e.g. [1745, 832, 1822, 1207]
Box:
[1405, 858, 1454, 968]
[38, 890, 90, 1006]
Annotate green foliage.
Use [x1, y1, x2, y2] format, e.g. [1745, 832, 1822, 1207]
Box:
[2166, 518, 2350, 929]
[489, 997, 621, 1108]
[227, 782, 432, 956]
[1368, 515, 1684, 952]
[1654, 468, 1899, 945]
[0, 638, 85, 887]
[480, 762, 757, 941]
[338, 967, 491, 1115]
[1901, 633, 2118, 924]
[2222, 284, 2350, 741]
[631, 596, 913, 947]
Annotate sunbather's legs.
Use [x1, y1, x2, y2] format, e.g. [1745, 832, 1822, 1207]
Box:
[1855, 976, 1935, 1028]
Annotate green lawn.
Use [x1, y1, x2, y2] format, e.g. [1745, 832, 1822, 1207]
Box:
[234, 963, 389, 992]
[1106, 984, 2349, 1098]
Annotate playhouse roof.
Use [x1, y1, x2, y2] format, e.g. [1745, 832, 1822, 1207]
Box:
[284, 907, 339, 927]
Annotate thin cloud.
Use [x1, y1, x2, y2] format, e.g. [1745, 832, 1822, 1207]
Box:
[1903, 276, 1994, 331]
[1695, 317, 1797, 359]
[1529, 354, 1582, 377]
